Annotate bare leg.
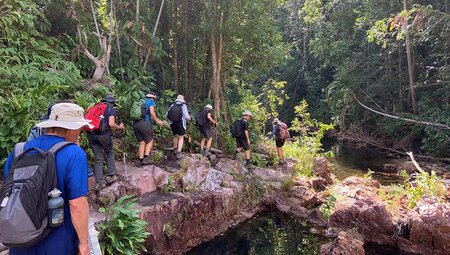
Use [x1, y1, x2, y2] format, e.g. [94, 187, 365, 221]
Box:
[245, 150, 251, 160]
[138, 141, 145, 159]
[200, 138, 206, 151]
[177, 135, 184, 152]
[145, 140, 154, 156]
[206, 137, 213, 150]
[277, 147, 284, 160]
[172, 136, 178, 150]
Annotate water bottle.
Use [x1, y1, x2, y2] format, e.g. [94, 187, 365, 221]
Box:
[48, 188, 64, 227]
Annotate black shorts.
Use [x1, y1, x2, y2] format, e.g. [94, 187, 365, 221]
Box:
[170, 121, 186, 136]
[133, 120, 153, 143]
[236, 137, 250, 151]
[275, 138, 285, 148]
[199, 127, 213, 139]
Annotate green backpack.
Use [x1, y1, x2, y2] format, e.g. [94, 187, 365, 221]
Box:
[130, 100, 146, 121]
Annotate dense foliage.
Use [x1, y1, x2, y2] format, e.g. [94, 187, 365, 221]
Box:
[1, 0, 449, 173]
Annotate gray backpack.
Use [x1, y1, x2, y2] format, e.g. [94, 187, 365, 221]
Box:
[0, 141, 72, 247]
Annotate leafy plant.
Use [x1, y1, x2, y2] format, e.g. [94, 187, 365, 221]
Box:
[319, 195, 336, 220]
[161, 176, 175, 193]
[162, 222, 174, 238]
[363, 169, 374, 184]
[400, 169, 446, 208]
[98, 195, 150, 255]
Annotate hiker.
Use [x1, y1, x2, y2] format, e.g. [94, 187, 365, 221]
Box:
[167, 95, 191, 157]
[272, 118, 290, 164]
[197, 104, 217, 156]
[86, 94, 124, 189]
[132, 92, 164, 166]
[232, 110, 252, 166]
[1, 103, 91, 255]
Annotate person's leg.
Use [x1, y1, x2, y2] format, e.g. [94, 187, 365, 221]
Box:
[92, 143, 105, 183]
[206, 137, 213, 149]
[277, 147, 283, 160]
[139, 141, 145, 159]
[243, 139, 251, 165]
[177, 135, 184, 153]
[200, 138, 205, 152]
[172, 136, 178, 151]
[99, 135, 116, 177]
[145, 140, 154, 156]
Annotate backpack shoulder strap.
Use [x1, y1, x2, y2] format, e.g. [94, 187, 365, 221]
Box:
[14, 142, 26, 159]
[48, 141, 74, 154]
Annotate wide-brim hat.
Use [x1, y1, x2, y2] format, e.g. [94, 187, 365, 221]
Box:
[273, 118, 280, 124]
[36, 103, 93, 130]
[175, 95, 185, 103]
[145, 93, 157, 99]
[242, 110, 253, 116]
[101, 94, 116, 105]
[204, 104, 213, 110]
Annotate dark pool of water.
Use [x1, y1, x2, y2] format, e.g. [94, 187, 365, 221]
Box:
[186, 212, 327, 255]
[322, 138, 402, 185]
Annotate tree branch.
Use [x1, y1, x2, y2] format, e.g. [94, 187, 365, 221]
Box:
[354, 95, 450, 130]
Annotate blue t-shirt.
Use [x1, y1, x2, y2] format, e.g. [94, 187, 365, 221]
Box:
[3, 135, 89, 255]
[144, 99, 155, 122]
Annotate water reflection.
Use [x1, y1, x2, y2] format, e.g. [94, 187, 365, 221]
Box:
[186, 212, 326, 255]
[323, 138, 402, 185]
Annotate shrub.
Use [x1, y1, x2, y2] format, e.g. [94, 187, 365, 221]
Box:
[319, 195, 336, 220]
[400, 169, 446, 208]
[98, 195, 150, 255]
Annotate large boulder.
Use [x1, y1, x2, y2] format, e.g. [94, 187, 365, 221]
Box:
[178, 154, 209, 170]
[125, 165, 170, 194]
[312, 157, 333, 185]
[215, 158, 248, 176]
[181, 166, 233, 192]
[400, 197, 450, 254]
[320, 231, 365, 255]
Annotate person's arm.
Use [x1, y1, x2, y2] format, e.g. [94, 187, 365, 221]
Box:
[149, 106, 162, 126]
[207, 112, 216, 126]
[182, 105, 191, 121]
[69, 197, 89, 255]
[108, 116, 124, 129]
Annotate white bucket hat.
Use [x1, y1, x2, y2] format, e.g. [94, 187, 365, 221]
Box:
[273, 118, 280, 124]
[204, 104, 213, 110]
[175, 95, 185, 103]
[36, 103, 93, 130]
[145, 92, 156, 99]
[242, 110, 253, 117]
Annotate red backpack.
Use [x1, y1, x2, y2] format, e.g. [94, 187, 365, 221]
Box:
[278, 122, 290, 140]
[84, 103, 107, 131]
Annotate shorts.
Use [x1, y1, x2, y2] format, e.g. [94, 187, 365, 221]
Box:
[236, 137, 250, 151]
[133, 120, 153, 143]
[275, 138, 285, 148]
[170, 120, 186, 136]
[199, 127, 213, 139]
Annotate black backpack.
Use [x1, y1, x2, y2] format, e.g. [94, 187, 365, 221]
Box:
[195, 110, 208, 127]
[167, 103, 183, 122]
[0, 141, 72, 247]
[230, 119, 244, 138]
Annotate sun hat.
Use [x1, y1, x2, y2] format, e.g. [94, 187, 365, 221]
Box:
[242, 110, 253, 117]
[36, 103, 93, 130]
[175, 95, 185, 103]
[101, 94, 116, 105]
[273, 118, 280, 124]
[145, 92, 157, 99]
[204, 104, 213, 110]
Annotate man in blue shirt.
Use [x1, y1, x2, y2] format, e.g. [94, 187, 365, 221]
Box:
[3, 103, 91, 255]
[132, 92, 163, 166]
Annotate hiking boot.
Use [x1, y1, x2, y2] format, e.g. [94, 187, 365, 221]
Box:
[142, 156, 153, 165]
[105, 175, 118, 184]
[95, 182, 106, 191]
[203, 149, 212, 157]
[135, 161, 144, 167]
[176, 152, 184, 159]
[173, 149, 179, 156]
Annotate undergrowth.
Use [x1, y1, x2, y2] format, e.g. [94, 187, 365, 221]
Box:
[98, 195, 150, 255]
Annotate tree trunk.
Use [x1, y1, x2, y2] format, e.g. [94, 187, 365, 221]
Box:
[143, 0, 165, 69]
[173, 40, 179, 93]
[403, 0, 417, 114]
[213, 11, 224, 119]
[183, 0, 189, 100]
[398, 46, 404, 110]
[136, 0, 140, 21]
[210, 30, 218, 114]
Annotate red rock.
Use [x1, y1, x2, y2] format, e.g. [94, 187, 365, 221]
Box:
[321, 231, 365, 255]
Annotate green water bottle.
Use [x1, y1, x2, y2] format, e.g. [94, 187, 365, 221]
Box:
[48, 188, 64, 227]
